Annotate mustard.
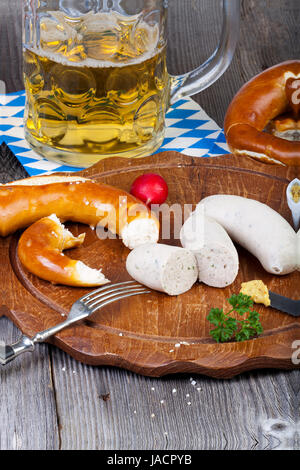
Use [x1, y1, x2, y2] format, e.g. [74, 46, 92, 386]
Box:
[240, 280, 270, 307]
[291, 184, 300, 203]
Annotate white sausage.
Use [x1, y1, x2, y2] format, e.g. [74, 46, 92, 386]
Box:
[198, 195, 297, 275]
[180, 211, 239, 288]
[126, 243, 198, 296]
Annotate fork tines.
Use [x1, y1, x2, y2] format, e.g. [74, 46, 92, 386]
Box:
[80, 281, 150, 313]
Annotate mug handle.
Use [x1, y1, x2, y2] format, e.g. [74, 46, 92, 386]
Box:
[170, 0, 240, 103]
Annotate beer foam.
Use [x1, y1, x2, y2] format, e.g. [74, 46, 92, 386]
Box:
[31, 10, 161, 69]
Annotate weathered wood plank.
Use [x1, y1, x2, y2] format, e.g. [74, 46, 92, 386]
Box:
[0, 0, 299, 451]
[0, 318, 59, 450]
[51, 349, 299, 450]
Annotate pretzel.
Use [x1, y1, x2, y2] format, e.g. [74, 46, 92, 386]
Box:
[18, 215, 110, 286]
[0, 175, 159, 286]
[0, 175, 159, 248]
[224, 61, 300, 166]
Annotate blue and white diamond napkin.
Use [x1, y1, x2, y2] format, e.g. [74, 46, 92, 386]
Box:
[0, 91, 230, 176]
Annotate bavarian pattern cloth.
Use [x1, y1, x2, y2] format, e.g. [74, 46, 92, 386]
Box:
[0, 91, 230, 176]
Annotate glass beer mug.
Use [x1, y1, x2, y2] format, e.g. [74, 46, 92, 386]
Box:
[23, 0, 240, 167]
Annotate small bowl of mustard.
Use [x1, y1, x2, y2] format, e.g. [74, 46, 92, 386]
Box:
[286, 178, 300, 230]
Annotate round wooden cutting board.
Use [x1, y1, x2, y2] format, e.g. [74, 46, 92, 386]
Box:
[2, 152, 300, 378]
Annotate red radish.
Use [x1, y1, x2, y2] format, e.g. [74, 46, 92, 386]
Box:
[130, 173, 168, 206]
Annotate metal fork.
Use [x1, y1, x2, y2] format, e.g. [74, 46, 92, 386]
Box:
[0, 281, 150, 365]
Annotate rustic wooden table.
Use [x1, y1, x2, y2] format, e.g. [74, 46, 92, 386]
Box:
[0, 0, 299, 450]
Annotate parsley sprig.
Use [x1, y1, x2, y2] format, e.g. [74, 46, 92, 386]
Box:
[207, 293, 263, 343]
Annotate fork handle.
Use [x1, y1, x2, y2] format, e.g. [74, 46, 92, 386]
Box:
[33, 319, 72, 343]
[1, 314, 88, 365]
[33, 315, 87, 343]
[1, 335, 35, 365]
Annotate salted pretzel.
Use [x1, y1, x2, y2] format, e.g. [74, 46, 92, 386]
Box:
[225, 61, 300, 166]
[1, 175, 159, 286]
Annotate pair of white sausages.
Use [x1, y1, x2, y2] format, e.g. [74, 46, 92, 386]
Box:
[197, 195, 297, 276]
[181, 195, 297, 288]
[127, 195, 298, 295]
[127, 209, 239, 293]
